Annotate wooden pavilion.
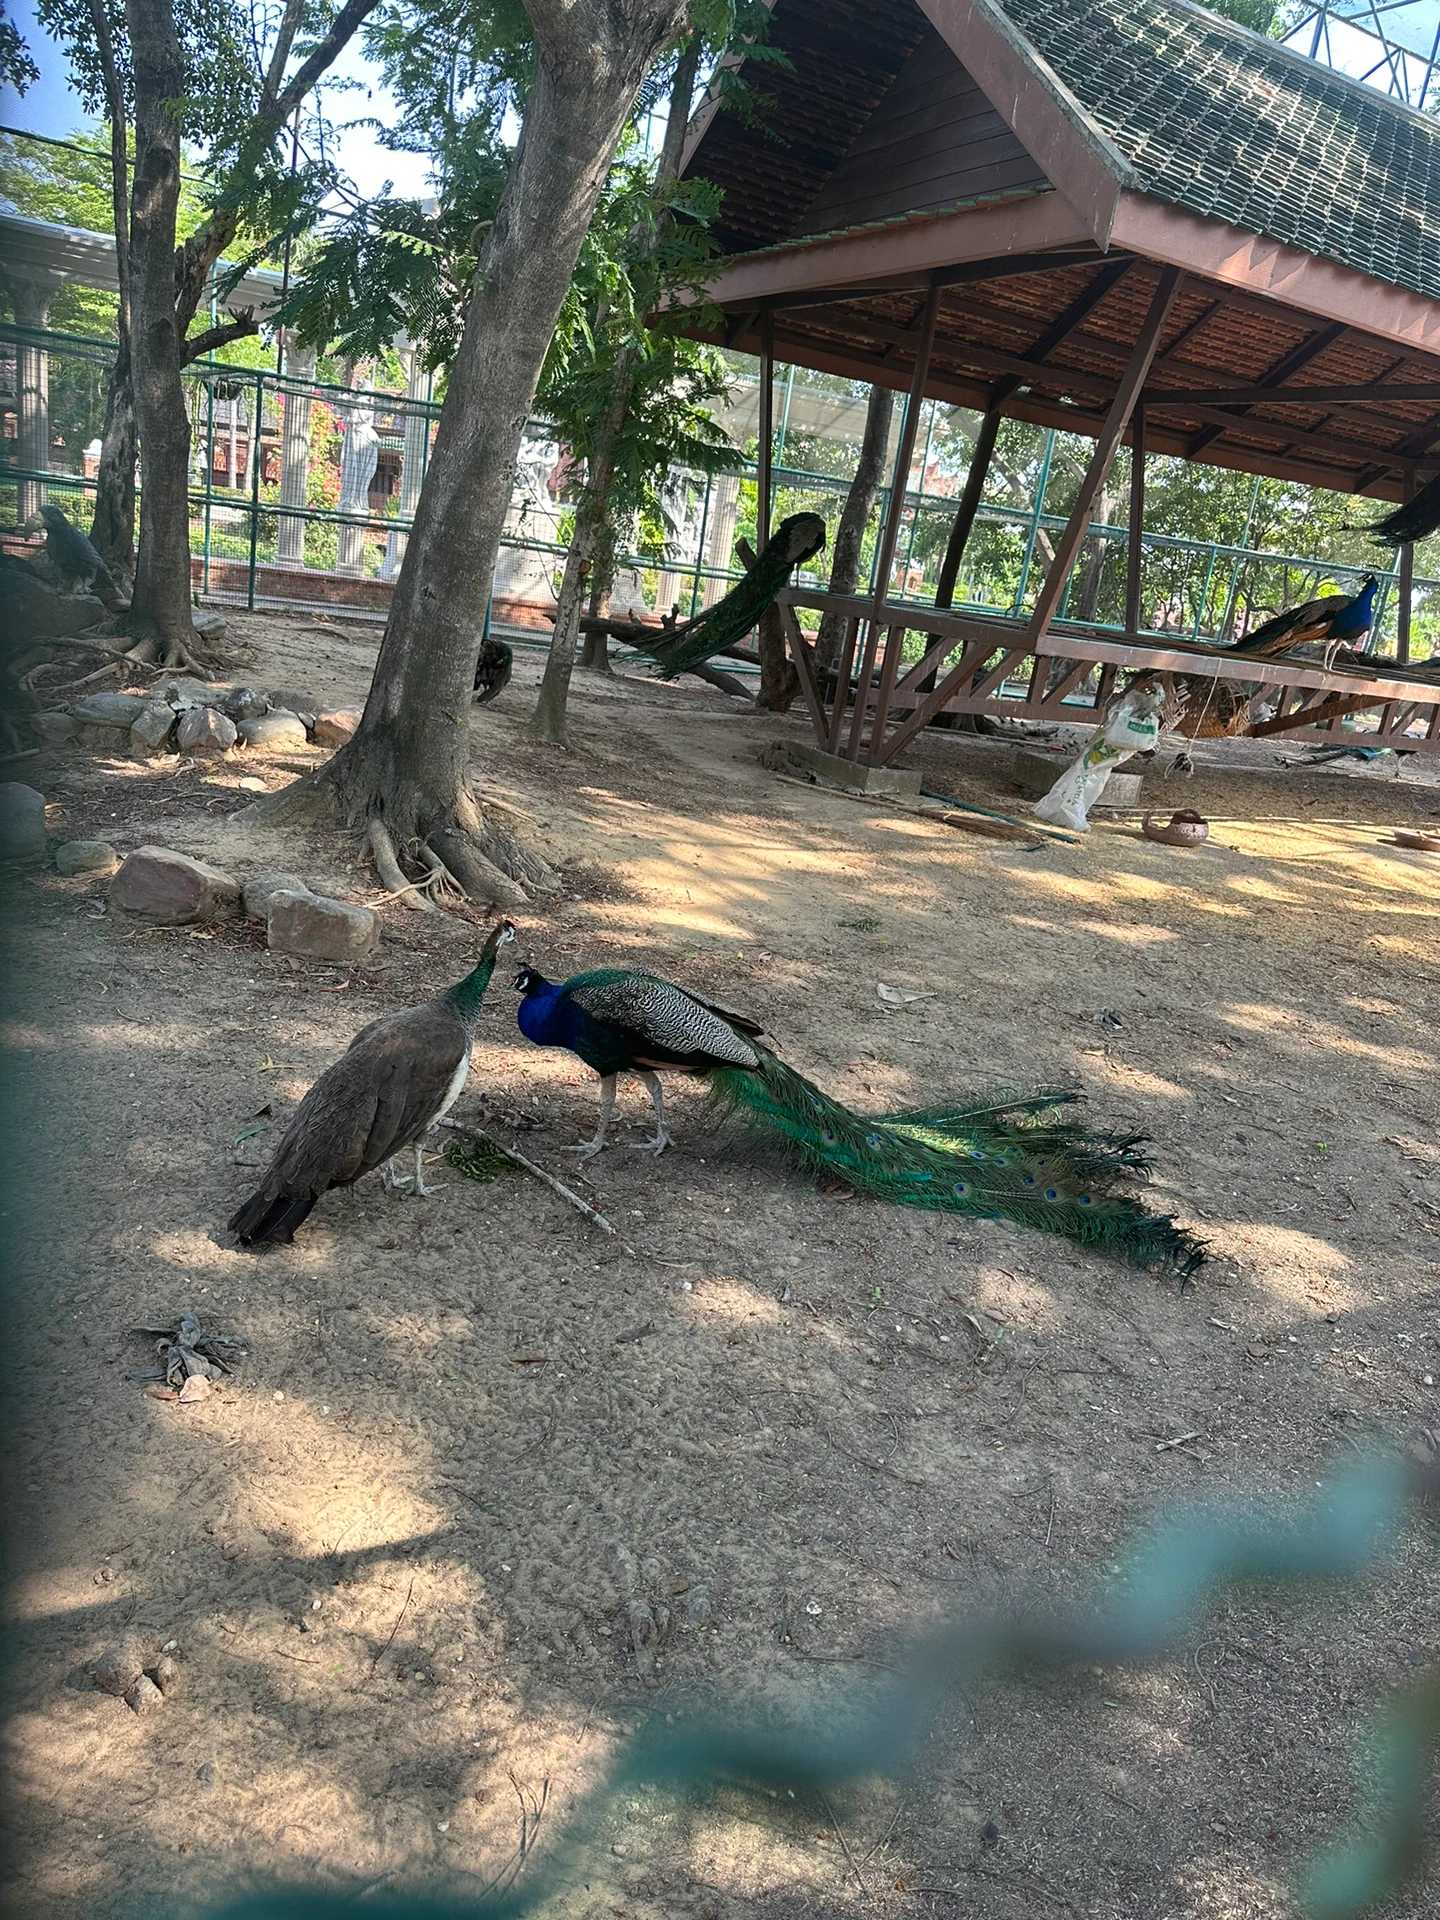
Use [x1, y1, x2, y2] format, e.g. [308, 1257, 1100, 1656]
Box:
[675, 0, 1440, 764]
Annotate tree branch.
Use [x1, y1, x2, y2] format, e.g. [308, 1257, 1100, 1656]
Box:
[172, 0, 384, 335]
[270, 0, 382, 125]
[182, 310, 258, 362]
[86, 0, 131, 307]
[262, 0, 305, 111]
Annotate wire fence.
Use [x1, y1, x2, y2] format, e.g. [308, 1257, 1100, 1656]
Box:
[1, 322, 1434, 662]
[179, 1452, 1437, 1920]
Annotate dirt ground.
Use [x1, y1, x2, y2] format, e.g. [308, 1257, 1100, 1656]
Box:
[3, 615, 1438, 1920]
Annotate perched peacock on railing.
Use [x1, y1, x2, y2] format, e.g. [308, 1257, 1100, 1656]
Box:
[510, 958, 1205, 1279]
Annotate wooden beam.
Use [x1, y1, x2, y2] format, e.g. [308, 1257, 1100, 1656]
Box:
[802, 313, 1420, 476]
[1125, 402, 1145, 638]
[1148, 381, 1440, 409]
[1185, 323, 1345, 460]
[914, 0, 1131, 247]
[1110, 193, 1440, 363]
[934, 406, 1000, 613]
[1033, 630, 1440, 704]
[1021, 268, 1181, 652]
[717, 323, 1412, 499]
[692, 192, 1091, 309]
[1397, 540, 1414, 666]
[757, 311, 774, 545]
[855, 281, 942, 758]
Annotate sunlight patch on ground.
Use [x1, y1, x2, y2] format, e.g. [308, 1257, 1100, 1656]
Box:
[684, 1273, 785, 1326]
[1221, 1002, 1435, 1075]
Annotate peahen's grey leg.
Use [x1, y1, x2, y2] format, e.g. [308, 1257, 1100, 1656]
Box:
[411, 1137, 441, 1198]
[567, 1074, 617, 1158]
[382, 1140, 440, 1197]
[628, 1069, 673, 1155]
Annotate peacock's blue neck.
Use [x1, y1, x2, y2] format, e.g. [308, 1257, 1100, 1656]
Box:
[517, 979, 573, 1047]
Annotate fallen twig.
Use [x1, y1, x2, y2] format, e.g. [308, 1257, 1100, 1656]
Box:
[1156, 1431, 1202, 1452]
[822, 1792, 870, 1899]
[361, 1574, 414, 1688]
[440, 1119, 620, 1239]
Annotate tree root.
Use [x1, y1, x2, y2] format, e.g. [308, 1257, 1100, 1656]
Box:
[243, 767, 556, 914]
[123, 623, 234, 678]
[367, 818, 439, 912]
[239, 769, 334, 826]
[426, 824, 530, 912]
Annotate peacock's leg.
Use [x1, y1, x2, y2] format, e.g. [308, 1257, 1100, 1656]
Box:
[411, 1138, 441, 1198]
[567, 1074, 617, 1158]
[628, 1069, 673, 1155]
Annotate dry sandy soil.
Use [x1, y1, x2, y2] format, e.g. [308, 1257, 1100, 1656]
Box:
[3, 616, 1438, 1920]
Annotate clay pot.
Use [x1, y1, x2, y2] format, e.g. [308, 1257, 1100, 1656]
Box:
[1142, 809, 1209, 848]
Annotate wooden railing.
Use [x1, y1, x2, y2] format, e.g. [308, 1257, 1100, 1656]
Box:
[779, 589, 1440, 765]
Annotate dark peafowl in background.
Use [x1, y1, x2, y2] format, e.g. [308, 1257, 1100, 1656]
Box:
[1346, 473, 1440, 549]
[473, 636, 513, 704]
[633, 513, 827, 679]
[512, 961, 1204, 1278]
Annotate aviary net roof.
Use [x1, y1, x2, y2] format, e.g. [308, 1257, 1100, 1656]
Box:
[999, 0, 1440, 301]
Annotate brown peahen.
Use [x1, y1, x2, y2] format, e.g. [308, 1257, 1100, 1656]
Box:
[228, 922, 515, 1246]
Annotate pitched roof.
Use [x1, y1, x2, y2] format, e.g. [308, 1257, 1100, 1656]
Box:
[996, 0, 1440, 301]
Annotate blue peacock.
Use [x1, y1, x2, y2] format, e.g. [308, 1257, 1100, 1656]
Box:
[512, 961, 1205, 1277]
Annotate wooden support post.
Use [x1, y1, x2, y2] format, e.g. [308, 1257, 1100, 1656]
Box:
[1397, 541, 1413, 665]
[853, 282, 941, 759]
[1021, 269, 1181, 656]
[1125, 403, 1145, 638]
[757, 313, 775, 548]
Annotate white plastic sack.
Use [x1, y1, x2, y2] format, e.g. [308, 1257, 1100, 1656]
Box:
[1033, 682, 1165, 832]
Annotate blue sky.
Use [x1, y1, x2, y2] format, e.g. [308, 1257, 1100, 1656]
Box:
[3, 0, 435, 201]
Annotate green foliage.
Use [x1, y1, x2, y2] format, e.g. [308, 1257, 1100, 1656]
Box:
[0, 1, 39, 93]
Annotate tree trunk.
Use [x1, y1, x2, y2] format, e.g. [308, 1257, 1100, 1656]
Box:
[527, 30, 701, 741]
[733, 535, 797, 712]
[531, 471, 610, 744]
[263, 0, 686, 905]
[124, 0, 205, 670]
[86, 0, 136, 589]
[580, 575, 612, 672]
[90, 345, 138, 591]
[815, 383, 894, 675]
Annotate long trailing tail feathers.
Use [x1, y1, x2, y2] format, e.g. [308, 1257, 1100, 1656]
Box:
[707, 1051, 1203, 1278]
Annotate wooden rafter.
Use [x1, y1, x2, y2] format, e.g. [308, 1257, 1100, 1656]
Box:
[1185, 323, 1345, 460]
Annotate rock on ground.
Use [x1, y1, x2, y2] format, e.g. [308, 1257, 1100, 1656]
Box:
[238, 711, 309, 751]
[129, 705, 176, 753]
[109, 846, 242, 924]
[267, 889, 379, 963]
[192, 610, 226, 642]
[92, 1642, 147, 1698]
[266, 688, 319, 729]
[55, 839, 118, 877]
[34, 712, 77, 745]
[313, 709, 361, 749]
[70, 693, 148, 730]
[176, 707, 238, 754]
[242, 870, 311, 920]
[0, 568, 106, 642]
[220, 687, 268, 722]
[0, 783, 47, 862]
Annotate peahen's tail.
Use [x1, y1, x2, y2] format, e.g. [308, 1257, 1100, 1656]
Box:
[706, 1052, 1204, 1278]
